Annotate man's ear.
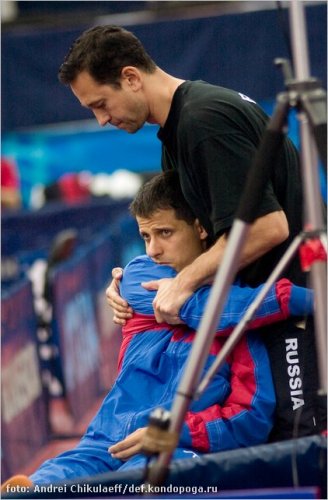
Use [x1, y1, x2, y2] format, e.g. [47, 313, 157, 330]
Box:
[195, 219, 208, 240]
[121, 66, 142, 90]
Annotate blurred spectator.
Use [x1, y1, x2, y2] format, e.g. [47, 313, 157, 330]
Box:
[89, 169, 143, 199]
[30, 169, 144, 208]
[1, 157, 22, 210]
[45, 172, 91, 204]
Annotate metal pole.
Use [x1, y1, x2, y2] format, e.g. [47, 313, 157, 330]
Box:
[289, 0, 327, 392]
[145, 221, 249, 487]
[289, 0, 311, 79]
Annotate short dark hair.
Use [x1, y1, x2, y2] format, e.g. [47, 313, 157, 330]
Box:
[58, 25, 157, 87]
[130, 171, 196, 225]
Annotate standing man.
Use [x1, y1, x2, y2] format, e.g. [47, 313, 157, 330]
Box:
[58, 26, 322, 440]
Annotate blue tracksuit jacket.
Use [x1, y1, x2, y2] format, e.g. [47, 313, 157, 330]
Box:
[30, 255, 312, 485]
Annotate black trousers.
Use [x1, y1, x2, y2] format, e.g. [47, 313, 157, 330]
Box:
[262, 316, 326, 441]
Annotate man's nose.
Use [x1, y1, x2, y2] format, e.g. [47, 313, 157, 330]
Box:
[147, 239, 162, 258]
[94, 110, 111, 127]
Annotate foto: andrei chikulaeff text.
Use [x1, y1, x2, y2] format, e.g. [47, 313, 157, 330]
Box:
[6, 483, 219, 495]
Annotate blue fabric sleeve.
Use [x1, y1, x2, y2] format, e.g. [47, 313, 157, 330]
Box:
[289, 286, 314, 316]
[180, 283, 281, 331]
[120, 255, 176, 315]
[121, 255, 313, 326]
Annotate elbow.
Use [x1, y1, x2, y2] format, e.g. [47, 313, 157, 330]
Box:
[271, 211, 289, 247]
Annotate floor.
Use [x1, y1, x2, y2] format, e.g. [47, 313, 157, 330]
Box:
[20, 396, 104, 477]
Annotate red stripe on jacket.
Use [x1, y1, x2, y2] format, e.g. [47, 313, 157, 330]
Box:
[185, 336, 256, 452]
[118, 313, 191, 372]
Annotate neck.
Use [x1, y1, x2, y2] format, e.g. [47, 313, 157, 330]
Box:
[146, 68, 185, 127]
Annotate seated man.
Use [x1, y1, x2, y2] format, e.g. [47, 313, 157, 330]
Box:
[3, 172, 313, 488]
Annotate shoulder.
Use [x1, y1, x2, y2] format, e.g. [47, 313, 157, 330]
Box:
[120, 255, 177, 308]
[122, 255, 176, 280]
[178, 82, 260, 135]
[122, 255, 154, 289]
[180, 81, 254, 111]
[176, 82, 268, 149]
[123, 254, 153, 274]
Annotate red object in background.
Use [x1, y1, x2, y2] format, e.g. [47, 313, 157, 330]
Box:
[1, 157, 22, 209]
[1, 157, 20, 189]
[58, 173, 90, 204]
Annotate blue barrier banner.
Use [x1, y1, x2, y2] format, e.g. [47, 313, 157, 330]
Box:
[87, 229, 117, 295]
[2, 198, 130, 257]
[86, 230, 121, 391]
[95, 291, 121, 392]
[50, 247, 102, 421]
[1, 279, 49, 480]
[117, 217, 145, 268]
[85, 218, 144, 391]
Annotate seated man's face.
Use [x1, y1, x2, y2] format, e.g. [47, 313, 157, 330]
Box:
[136, 208, 208, 272]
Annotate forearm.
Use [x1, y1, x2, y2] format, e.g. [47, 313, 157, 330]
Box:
[175, 210, 289, 293]
[174, 237, 226, 293]
[237, 210, 289, 268]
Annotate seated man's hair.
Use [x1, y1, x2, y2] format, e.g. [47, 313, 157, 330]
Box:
[130, 171, 196, 224]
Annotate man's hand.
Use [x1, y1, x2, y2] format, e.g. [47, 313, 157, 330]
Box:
[108, 427, 147, 460]
[142, 276, 193, 324]
[106, 267, 133, 326]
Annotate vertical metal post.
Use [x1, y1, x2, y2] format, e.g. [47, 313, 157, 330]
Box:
[289, 0, 327, 392]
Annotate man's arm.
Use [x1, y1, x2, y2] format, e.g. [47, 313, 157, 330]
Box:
[119, 255, 313, 332]
[180, 335, 276, 453]
[180, 278, 313, 333]
[145, 210, 289, 323]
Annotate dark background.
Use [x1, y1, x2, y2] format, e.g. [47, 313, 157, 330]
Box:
[2, 1, 326, 131]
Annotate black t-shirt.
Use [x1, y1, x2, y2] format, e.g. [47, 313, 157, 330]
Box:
[158, 81, 303, 286]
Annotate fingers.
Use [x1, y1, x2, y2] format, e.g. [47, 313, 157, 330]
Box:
[153, 307, 181, 325]
[141, 279, 181, 323]
[112, 314, 129, 327]
[116, 446, 139, 460]
[112, 267, 123, 280]
[141, 280, 160, 291]
[105, 270, 133, 325]
[105, 271, 124, 306]
[109, 442, 141, 461]
[109, 428, 144, 453]
[108, 428, 147, 460]
[152, 297, 178, 323]
[148, 277, 192, 325]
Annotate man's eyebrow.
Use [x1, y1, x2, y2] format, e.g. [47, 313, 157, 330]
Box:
[154, 227, 173, 234]
[84, 99, 103, 109]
